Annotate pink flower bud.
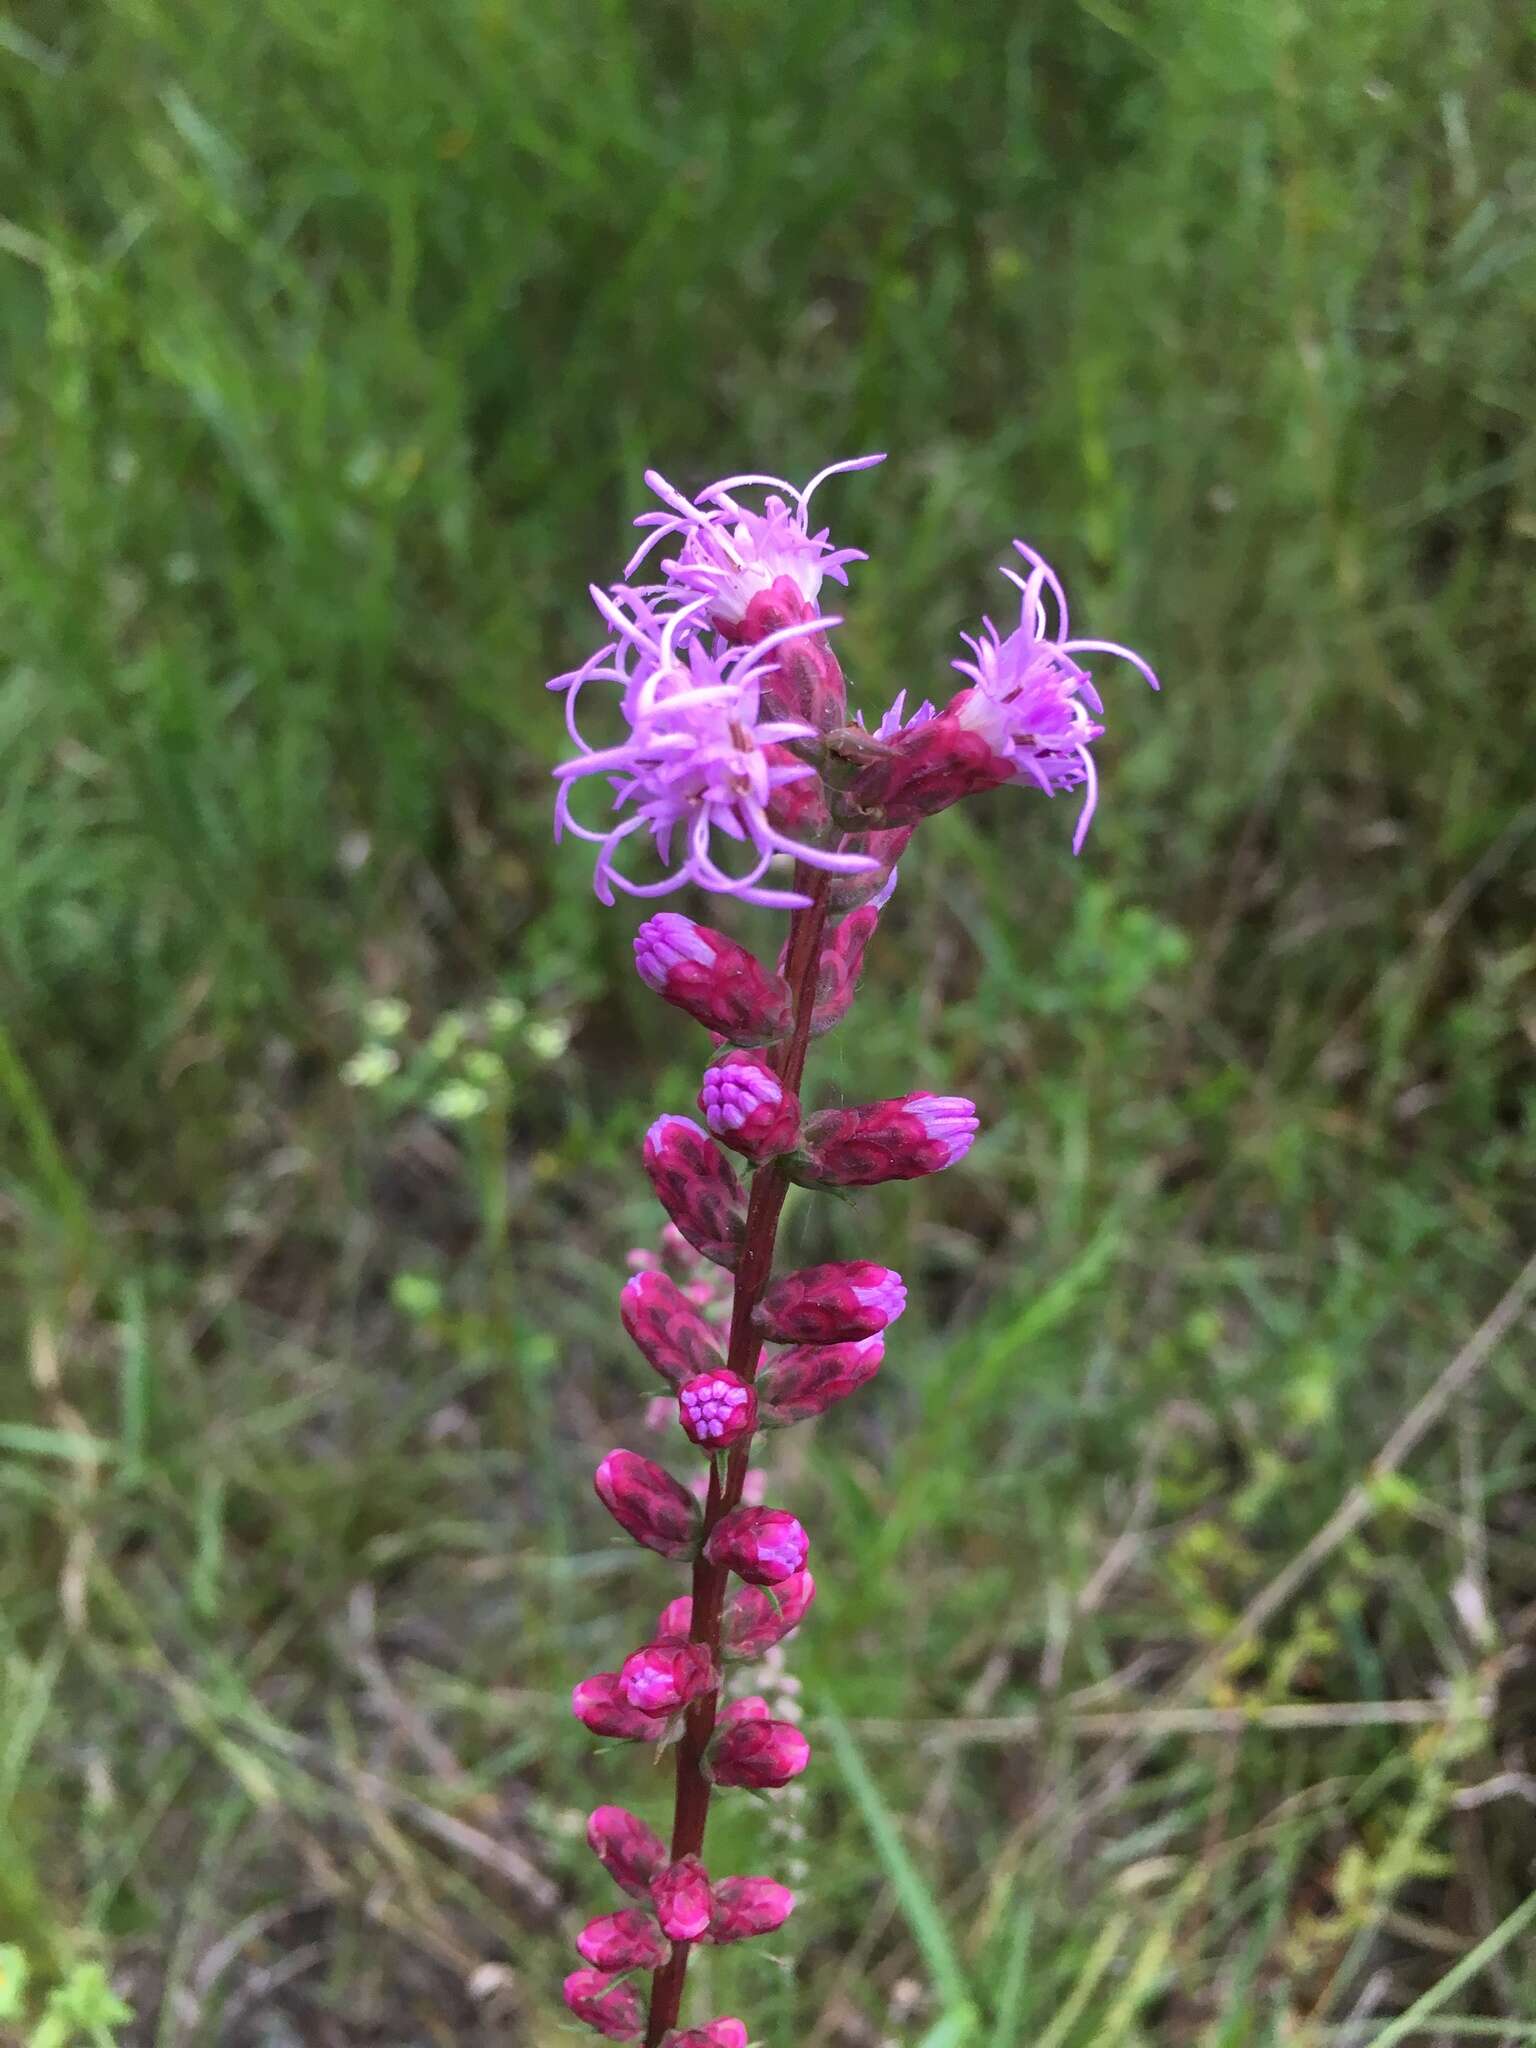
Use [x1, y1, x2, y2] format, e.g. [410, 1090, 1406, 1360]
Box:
[651, 1855, 713, 1942]
[706, 1875, 796, 1945]
[756, 1336, 884, 1425]
[698, 1049, 801, 1165]
[643, 1116, 747, 1271]
[724, 1571, 816, 1657]
[620, 1640, 717, 1716]
[708, 1716, 811, 1789]
[718, 1695, 771, 1727]
[845, 698, 1014, 826]
[797, 1093, 978, 1186]
[587, 1806, 669, 1900]
[677, 1369, 758, 1449]
[704, 1506, 809, 1586]
[808, 905, 878, 1035]
[764, 745, 833, 838]
[827, 825, 914, 910]
[576, 1908, 671, 1972]
[620, 1271, 725, 1389]
[736, 577, 848, 731]
[634, 913, 793, 1046]
[563, 1969, 644, 2041]
[594, 1450, 703, 1561]
[654, 1594, 694, 1642]
[754, 1260, 906, 1344]
[662, 2023, 749, 2048]
[572, 1672, 671, 1743]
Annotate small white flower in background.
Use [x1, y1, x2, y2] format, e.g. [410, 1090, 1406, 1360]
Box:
[526, 1018, 572, 1061]
[341, 1045, 399, 1088]
[362, 997, 410, 1038]
[431, 1079, 490, 1122]
[486, 995, 527, 1033]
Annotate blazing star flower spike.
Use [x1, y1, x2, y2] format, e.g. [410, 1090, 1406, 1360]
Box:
[756, 1336, 885, 1426]
[724, 1571, 817, 1657]
[550, 589, 878, 909]
[652, 1856, 714, 1942]
[642, 1115, 748, 1271]
[576, 1909, 672, 1974]
[587, 1805, 669, 1901]
[704, 1506, 810, 1586]
[754, 1260, 907, 1344]
[572, 1672, 671, 1744]
[563, 1969, 645, 2042]
[634, 913, 794, 1044]
[796, 1092, 979, 1187]
[620, 1270, 725, 1389]
[707, 1715, 812, 1790]
[698, 1050, 801, 1165]
[707, 1875, 796, 1945]
[594, 1450, 703, 1561]
[678, 1368, 758, 1449]
[620, 1640, 717, 1717]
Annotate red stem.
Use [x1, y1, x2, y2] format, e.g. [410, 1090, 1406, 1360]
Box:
[643, 868, 831, 2048]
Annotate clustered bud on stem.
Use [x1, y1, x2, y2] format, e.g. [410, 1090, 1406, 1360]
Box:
[552, 455, 1155, 2043]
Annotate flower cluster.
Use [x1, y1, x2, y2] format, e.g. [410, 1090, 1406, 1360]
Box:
[554, 456, 1155, 2045]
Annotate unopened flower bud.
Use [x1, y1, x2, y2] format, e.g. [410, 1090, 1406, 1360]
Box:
[677, 1369, 757, 1449]
[587, 1805, 668, 1900]
[808, 906, 878, 1035]
[707, 1716, 811, 1789]
[827, 825, 913, 910]
[724, 1571, 816, 1657]
[634, 914, 793, 1045]
[620, 1640, 717, 1716]
[594, 1451, 702, 1561]
[754, 1261, 906, 1344]
[643, 1116, 747, 1271]
[661, 2021, 749, 2048]
[757, 1336, 884, 1425]
[735, 577, 848, 731]
[620, 1271, 725, 1389]
[718, 1695, 771, 1727]
[706, 1875, 796, 1945]
[651, 1855, 713, 1942]
[845, 700, 1012, 826]
[704, 1506, 809, 1586]
[698, 1050, 800, 1164]
[576, 1908, 671, 1973]
[563, 1969, 644, 2041]
[654, 1595, 694, 1642]
[795, 1092, 979, 1187]
[572, 1672, 671, 1743]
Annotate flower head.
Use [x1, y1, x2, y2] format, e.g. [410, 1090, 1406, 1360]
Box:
[572, 1672, 671, 1744]
[634, 913, 793, 1044]
[754, 1260, 906, 1344]
[756, 1336, 885, 1426]
[678, 1369, 758, 1449]
[698, 1050, 800, 1164]
[796, 1093, 979, 1187]
[594, 1450, 703, 1561]
[576, 1909, 672, 1973]
[627, 456, 885, 636]
[724, 1571, 816, 1657]
[651, 1855, 714, 1942]
[620, 1640, 718, 1716]
[707, 1715, 811, 1789]
[662, 2023, 749, 2048]
[642, 1116, 748, 1271]
[706, 1875, 796, 1945]
[620, 1270, 726, 1389]
[551, 590, 876, 909]
[563, 1969, 644, 2041]
[587, 1805, 669, 1899]
[704, 1506, 809, 1586]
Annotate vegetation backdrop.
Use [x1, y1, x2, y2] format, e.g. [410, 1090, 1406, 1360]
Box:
[3, 0, 1534, 2042]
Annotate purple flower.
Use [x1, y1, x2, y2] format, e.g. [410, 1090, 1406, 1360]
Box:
[626, 457, 885, 636]
[551, 589, 878, 909]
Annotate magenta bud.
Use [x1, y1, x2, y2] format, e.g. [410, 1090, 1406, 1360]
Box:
[643, 1115, 748, 1271]
[587, 1805, 668, 1900]
[704, 1506, 809, 1586]
[796, 1093, 978, 1186]
[620, 1271, 725, 1389]
[634, 913, 793, 1045]
[724, 1571, 816, 1657]
[846, 698, 1013, 826]
[572, 1672, 671, 1743]
[651, 1854, 713, 1942]
[677, 1368, 758, 1450]
[827, 824, 914, 911]
[808, 905, 878, 1035]
[575, 1908, 671, 1973]
[706, 1875, 796, 1945]
[717, 1695, 772, 1727]
[698, 1050, 801, 1164]
[738, 578, 848, 731]
[563, 1969, 644, 2041]
[756, 1336, 884, 1425]
[620, 1640, 717, 1716]
[594, 1450, 703, 1561]
[661, 2022, 749, 2048]
[654, 1595, 694, 1642]
[754, 1260, 906, 1344]
[707, 1716, 811, 1790]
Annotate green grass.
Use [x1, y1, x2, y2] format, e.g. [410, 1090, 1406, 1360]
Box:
[3, 0, 1535, 2039]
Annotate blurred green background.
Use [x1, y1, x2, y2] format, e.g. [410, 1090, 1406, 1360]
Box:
[3, 0, 1535, 2041]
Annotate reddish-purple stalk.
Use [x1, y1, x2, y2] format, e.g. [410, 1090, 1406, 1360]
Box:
[643, 869, 830, 2046]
